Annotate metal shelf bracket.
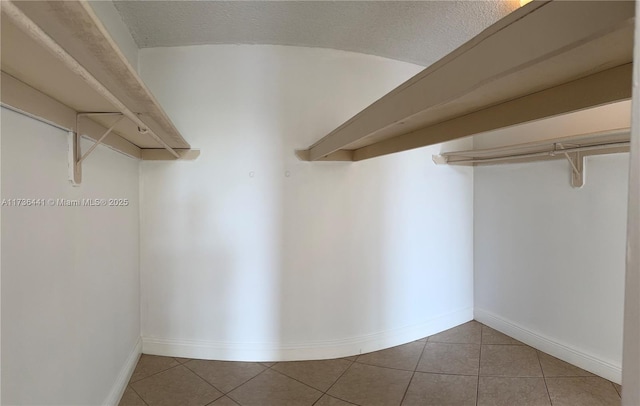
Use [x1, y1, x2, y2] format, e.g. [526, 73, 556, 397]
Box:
[555, 143, 585, 188]
[69, 112, 123, 186]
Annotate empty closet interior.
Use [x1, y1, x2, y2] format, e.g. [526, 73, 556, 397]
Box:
[1, 1, 638, 405]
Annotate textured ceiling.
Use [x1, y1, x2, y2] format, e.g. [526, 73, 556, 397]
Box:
[113, 1, 519, 66]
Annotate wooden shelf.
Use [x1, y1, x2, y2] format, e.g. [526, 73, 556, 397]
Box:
[0, 0, 197, 160]
[299, 0, 635, 162]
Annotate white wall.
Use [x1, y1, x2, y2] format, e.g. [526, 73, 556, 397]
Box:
[87, 0, 139, 72]
[138, 45, 475, 361]
[474, 154, 628, 382]
[1, 108, 141, 405]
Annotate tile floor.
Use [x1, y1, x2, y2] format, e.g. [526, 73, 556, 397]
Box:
[119, 321, 622, 406]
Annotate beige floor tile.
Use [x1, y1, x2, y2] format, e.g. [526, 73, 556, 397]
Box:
[613, 383, 622, 397]
[118, 387, 146, 406]
[315, 394, 359, 406]
[537, 351, 594, 377]
[327, 362, 413, 406]
[417, 342, 480, 375]
[185, 359, 266, 393]
[480, 345, 543, 377]
[227, 369, 322, 406]
[355, 341, 425, 371]
[415, 337, 428, 343]
[120, 328, 624, 406]
[208, 396, 241, 406]
[428, 321, 482, 344]
[131, 365, 222, 406]
[129, 355, 181, 383]
[272, 358, 351, 391]
[482, 326, 525, 345]
[401, 372, 477, 406]
[477, 376, 551, 406]
[546, 377, 621, 406]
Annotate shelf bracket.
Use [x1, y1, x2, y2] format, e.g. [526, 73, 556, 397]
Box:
[555, 143, 585, 188]
[69, 113, 123, 186]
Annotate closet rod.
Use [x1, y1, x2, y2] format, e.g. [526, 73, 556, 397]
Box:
[442, 141, 630, 165]
[1, 0, 180, 159]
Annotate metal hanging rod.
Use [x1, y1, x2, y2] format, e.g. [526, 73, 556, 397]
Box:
[76, 112, 123, 117]
[2, 1, 180, 159]
[439, 141, 630, 165]
[433, 137, 630, 188]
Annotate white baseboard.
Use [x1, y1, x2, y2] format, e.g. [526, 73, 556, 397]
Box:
[103, 337, 142, 406]
[142, 307, 473, 362]
[474, 308, 621, 384]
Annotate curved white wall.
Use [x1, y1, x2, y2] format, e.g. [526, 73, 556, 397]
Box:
[138, 45, 475, 361]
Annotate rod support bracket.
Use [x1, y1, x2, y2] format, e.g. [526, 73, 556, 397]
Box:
[567, 151, 585, 188]
[68, 131, 82, 187]
[432, 154, 448, 165]
[556, 143, 585, 188]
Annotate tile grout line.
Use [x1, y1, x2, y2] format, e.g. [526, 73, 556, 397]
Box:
[319, 393, 361, 406]
[127, 358, 195, 405]
[317, 357, 359, 405]
[611, 381, 622, 398]
[477, 342, 527, 346]
[312, 390, 361, 406]
[477, 373, 557, 378]
[429, 340, 524, 346]
[351, 341, 439, 374]
[219, 362, 276, 402]
[543, 375, 611, 379]
[177, 363, 229, 405]
[181, 361, 229, 398]
[128, 359, 186, 384]
[353, 360, 426, 373]
[535, 349, 554, 406]
[414, 371, 485, 378]
[127, 384, 151, 406]
[266, 364, 326, 400]
[224, 358, 362, 406]
[476, 326, 484, 406]
[204, 396, 231, 406]
[183, 360, 279, 405]
[398, 338, 429, 406]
